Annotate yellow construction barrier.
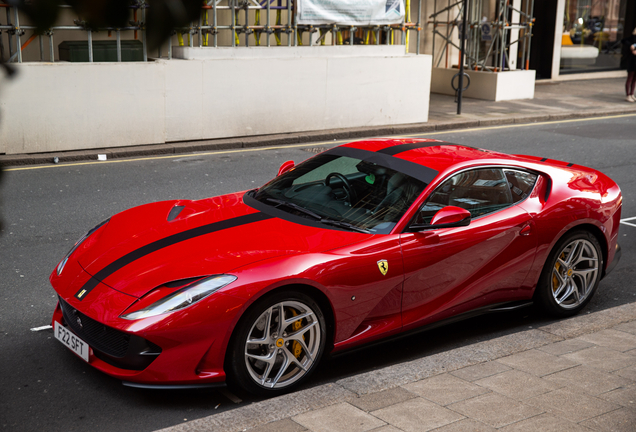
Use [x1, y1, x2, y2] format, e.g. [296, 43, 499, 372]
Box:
[274, 10, 282, 46]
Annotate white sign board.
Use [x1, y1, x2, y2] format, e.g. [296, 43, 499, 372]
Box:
[297, 0, 405, 26]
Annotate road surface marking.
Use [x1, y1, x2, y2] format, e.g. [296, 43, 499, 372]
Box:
[620, 217, 636, 228]
[30, 325, 53, 332]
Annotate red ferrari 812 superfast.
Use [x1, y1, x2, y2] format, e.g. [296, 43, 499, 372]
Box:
[50, 139, 622, 395]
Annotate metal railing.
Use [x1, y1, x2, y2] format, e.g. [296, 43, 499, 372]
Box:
[0, 0, 425, 63]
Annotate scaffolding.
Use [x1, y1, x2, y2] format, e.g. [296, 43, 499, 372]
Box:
[0, 2, 148, 63]
[429, 0, 535, 72]
[0, 1, 425, 64]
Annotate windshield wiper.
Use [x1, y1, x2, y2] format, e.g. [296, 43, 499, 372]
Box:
[318, 219, 371, 234]
[264, 198, 323, 220]
[265, 198, 370, 234]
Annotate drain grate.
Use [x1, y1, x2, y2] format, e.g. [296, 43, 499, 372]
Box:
[302, 147, 329, 154]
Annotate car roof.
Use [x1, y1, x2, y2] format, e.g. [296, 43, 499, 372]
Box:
[342, 138, 510, 173]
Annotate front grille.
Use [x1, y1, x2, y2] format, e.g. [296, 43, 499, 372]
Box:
[59, 298, 129, 357]
[58, 297, 162, 370]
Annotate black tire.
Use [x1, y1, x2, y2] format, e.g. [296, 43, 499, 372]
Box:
[535, 230, 603, 317]
[225, 290, 326, 397]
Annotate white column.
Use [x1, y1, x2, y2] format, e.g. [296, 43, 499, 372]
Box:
[508, 0, 521, 70]
[551, 0, 566, 79]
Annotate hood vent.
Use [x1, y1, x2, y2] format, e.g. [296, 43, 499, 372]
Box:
[167, 205, 185, 222]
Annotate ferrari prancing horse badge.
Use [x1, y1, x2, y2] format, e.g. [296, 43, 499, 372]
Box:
[377, 260, 388, 276]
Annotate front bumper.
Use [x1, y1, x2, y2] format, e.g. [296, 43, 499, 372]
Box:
[50, 285, 246, 386]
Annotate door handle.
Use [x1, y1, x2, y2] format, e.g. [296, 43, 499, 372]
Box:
[520, 224, 532, 236]
[414, 231, 440, 245]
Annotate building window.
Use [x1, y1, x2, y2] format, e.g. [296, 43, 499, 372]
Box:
[561, 0, 628, 73]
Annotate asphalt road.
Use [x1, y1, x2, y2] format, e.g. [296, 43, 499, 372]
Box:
[1, 115, 635, 431]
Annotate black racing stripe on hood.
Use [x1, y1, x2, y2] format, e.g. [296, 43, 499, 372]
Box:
[74, 212, 273, 301]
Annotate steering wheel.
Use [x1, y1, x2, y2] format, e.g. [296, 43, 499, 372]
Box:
[325, 173, 357, 205]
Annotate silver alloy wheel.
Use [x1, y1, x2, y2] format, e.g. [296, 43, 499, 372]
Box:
[244, 300, 322, 389]
[551, 238, 599, 310]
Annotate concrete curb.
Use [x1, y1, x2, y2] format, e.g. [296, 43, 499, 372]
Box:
[2, 108, 636, 168]
[156, 302, 636, 432]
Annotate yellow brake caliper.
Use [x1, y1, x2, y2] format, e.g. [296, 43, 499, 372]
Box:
[290, 309, 303, 359]
[553, 252, 564, 292]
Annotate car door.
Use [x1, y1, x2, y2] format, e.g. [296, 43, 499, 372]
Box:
[399, 167, 539, 331]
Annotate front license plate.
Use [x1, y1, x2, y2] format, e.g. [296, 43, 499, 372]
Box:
[54, 321, 90, 362]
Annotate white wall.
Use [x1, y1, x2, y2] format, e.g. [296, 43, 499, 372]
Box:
[0, 62, 166, 154]
[431, 68, 535, 101]
[0, 50, 432, 155]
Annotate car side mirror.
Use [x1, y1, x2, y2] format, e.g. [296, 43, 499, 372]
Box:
[277, 160, 295, 176]
[430, 206, 471, 227]
[410, 206, 471, 231]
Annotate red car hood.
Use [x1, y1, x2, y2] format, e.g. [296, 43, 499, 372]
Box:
[75, 192, 365, 298]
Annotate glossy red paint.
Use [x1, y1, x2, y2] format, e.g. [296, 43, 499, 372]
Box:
[50, 139, 622, 388]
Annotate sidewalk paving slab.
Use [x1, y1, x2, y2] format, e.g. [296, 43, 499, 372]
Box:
[614, 365, 636, 381]
[543, 365, 631, 396]
[292, 403, 386, 432]
[498, 413, 594, 432]
[346, 387, 417, 412]
[432, 418, 496, 432]
[447, 393, 543, 428]
[580, 408, 636, 432]
[473, 370, 563, 401]
[370, 397, 465, 432]
[495, 349, 579, 377]
[560, 346, 636, 372]
[403, 374, 490, 406]
[536, 339, 595, 356]
[525, 388, 620, 423]
[576, 329, 636, 352]
[449, 361, 511, 382]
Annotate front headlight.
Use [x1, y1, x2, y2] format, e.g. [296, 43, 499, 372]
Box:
[120, 275, 237, 320]
[56, 219, 110, 276]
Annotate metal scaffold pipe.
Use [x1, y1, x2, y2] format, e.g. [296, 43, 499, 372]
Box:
[429, 0, 534, 74]
[13, 5, 21, 63]
[87, 29, 92, 62]
[48, 30, 53, 61]
[457, 0, 467, 114]
[116, 30, 121, 62]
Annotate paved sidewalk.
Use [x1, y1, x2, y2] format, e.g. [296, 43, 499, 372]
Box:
[159, 302, 636, 432]
[1, 77, 635, 167]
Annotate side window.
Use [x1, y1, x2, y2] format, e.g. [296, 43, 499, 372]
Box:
[504, 169, 538, 203]
[416, 168, 513, 225]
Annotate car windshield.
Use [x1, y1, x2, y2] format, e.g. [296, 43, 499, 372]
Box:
[250, 149, 429, 234]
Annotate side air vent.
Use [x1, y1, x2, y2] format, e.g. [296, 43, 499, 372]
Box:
[167, 205, 185, 222]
